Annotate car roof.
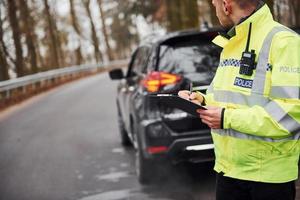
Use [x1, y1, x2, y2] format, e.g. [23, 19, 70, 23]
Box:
[140, 26, 299, 48]
[139, 28, 221, 47]
[292, 27, 300, 34]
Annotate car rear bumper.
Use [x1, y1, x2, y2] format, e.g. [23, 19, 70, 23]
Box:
[139, 118, 214, 163]
[167, 135, 214, 163]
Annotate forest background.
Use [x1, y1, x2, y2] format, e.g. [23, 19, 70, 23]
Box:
[0, 0, 299, 81]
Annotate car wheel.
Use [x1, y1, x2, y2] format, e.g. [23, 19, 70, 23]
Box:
[117, 105, 132, 146]
[136, 146, 154, 184]
[135, 142, 171, 184]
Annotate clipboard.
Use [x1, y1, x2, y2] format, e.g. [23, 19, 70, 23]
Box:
[150, 94, 207, 117]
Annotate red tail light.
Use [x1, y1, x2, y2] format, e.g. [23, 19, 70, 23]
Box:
[147, 146, 168, 154]
[141, 71, 181, 93]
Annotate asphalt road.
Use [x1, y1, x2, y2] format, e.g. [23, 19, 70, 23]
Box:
[0, 74, 216, 200]
[0, 73, 299, 200]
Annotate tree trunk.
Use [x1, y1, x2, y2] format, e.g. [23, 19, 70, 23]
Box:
[36, 40, 46, 71]
[7, 0, 24, 77]
[82, 0, 103, 63]
[166, 0, 199, 32]
[165, 0, 179, 31]
[207, 0, 219, 27]
[43, 0, 60, 69]
[70, 0, 83, 65]
[0, 25, 9, 81]
[0, 3, 14, 69]
[70, 0, 81, 34]
[288, 0, 300, 26]
[19, 0, 38, 74]
[264, 0, 274, 14]
[0, 1, 9, 80]
[0, 5, 9, 80]
[75, 47, 83, 65]
[56, 32, 66, 67]
[97, 0, 114, 61]
[275, 0, 281, 22]
[182, 0, 199, 30]
[0, 46, 9, 81]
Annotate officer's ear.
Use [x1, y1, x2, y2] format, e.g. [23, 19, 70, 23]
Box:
[222, 0, 232, 16]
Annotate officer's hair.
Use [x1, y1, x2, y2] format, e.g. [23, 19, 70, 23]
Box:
[234, 0, 260, 9]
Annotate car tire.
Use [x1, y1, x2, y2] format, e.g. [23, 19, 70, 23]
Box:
[135, 141, 171, 184]
[136, 146, 154, 184]
[117, 105, 132, 146]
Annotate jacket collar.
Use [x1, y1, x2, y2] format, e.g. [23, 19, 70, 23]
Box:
[213, 2, 273, 48]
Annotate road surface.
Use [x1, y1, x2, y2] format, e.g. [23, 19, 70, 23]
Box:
[0, 74, 216, 200]
[0, 73, 299, 200]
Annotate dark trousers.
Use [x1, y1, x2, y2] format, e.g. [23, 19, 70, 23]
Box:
[216, 172, 296, 200]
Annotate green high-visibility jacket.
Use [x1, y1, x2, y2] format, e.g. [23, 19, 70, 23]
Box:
[203, 4, 300, 183]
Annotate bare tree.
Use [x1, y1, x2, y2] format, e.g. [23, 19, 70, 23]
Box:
[0, 2, 14, 74]
[69, 0, 83, 65]
[0, 7, 9, 80]
[82, 0, 103, 63]
[97, 0, 114, 61]
[7, 0, 24, 77]
[0, 3, 8, 80]
[165, 0, 199, 31]
[26, 0, 45, 70]
[108, 1, 139, 59]
[264, 0, 274, 14]
[43, 0, 60, 69]
[287, 0, 300, 26]
[0, 46, 9, 80]
[206, 0, 219, 26]
[56, 26, 66, 68]
[274, 0, 281, 22]
[19, 0, 38, 74]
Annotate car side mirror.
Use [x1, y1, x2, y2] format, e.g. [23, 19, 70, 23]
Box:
[109, 68, 124, 80]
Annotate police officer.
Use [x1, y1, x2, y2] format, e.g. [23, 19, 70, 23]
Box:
[179, 0, 300, 199]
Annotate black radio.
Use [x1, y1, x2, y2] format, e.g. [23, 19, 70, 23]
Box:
[239, 23, 256, 76]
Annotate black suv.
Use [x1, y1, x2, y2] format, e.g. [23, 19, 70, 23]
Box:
[109, 29, 221, 184]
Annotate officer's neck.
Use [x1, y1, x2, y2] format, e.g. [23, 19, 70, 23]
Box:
[231, 5, 256, 25]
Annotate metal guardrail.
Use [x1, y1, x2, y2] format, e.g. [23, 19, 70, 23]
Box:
[0, 59, 128, 99]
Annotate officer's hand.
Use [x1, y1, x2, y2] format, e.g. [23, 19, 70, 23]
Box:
[178, 90, 204, 105]
[197, 106, 222, 129]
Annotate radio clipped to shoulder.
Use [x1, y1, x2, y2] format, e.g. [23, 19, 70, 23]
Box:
[239, 22, 256, 76]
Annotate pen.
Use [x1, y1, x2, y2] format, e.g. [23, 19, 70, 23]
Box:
[189, 82, 193, 100]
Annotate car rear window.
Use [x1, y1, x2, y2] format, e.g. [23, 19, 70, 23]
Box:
[157, 39, 221, 85]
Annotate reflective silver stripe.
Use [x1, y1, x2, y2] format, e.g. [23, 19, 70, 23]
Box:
[213, 90, 269, 106]
[214, 90, 300, 134]
[270, 86, 300, 99]
[207, 82, 214, 94]
[213, 129, 300, 142]
[213, 89, 300, 135]
[250, 26, 299, 135]
[264, 101, 300, 134]
[252, 26, 292, 95]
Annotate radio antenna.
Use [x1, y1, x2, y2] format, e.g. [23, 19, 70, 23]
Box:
[245, 22, 252, 52]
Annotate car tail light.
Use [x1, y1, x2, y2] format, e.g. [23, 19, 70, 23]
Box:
[147, 146, 168, 154]
[141, 71, 181, 93]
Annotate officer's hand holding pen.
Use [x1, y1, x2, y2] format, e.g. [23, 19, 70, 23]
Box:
[178, 90, 204, 105]
[178, 89, 222, 129]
